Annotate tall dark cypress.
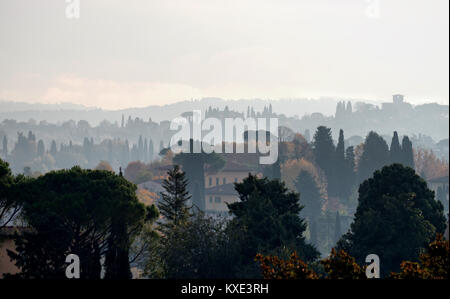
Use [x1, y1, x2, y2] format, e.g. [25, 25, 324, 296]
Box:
[312, 126, 337, 196]
[335, 129, 346, 198]
[401, 136, 415, 169]
[390, 131, 403, 164]
[357, 131, 390, 183]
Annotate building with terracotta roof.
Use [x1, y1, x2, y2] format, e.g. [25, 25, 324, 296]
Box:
[204, 155, 261, 215]
[205, 183, 240, 216]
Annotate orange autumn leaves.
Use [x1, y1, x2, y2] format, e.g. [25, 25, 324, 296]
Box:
[255, 252, 319, 280]
[256, 235, 449, 279]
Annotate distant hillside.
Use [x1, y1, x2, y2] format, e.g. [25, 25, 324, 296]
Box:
[0, 97, 367, 125]
[0, 100, 91, 112]
[0, 97, 448, 141]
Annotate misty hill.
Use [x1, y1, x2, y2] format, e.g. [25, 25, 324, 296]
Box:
[0, 97, 356, 125]
[0, 100, 90, 112]
[0, 97, 448, 143]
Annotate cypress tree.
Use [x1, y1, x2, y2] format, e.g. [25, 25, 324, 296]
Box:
[401, 136, 415, 169]
[312, 126, 337, 196]
[390, 131, 402, 164]
[335, 129, 346, 198]
[336, 130, 345, 161]
[346, 101, 352, 115]
[357, 131, 390, 183]
[37, 140, 45, 157]
[50, 140, 57, 156]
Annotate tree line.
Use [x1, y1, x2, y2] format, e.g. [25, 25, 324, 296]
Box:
[1, 155, 446, 279]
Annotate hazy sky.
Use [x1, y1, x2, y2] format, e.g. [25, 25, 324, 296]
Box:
[0, 0, 448, 110]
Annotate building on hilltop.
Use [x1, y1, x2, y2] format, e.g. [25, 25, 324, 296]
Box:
[381, 94, 413, 112]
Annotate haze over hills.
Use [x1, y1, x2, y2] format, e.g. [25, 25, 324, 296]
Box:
[0, 97, 349, 124]
[0, 96, 448, 151]
[1, 96, 446, 123]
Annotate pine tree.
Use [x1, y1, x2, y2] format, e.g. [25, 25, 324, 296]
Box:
[158, 165, 192, 232]
[390, 131, 402, 164]
[229, 174, 319, 265]
[338, 164, 446, 276]
[401, 136, 415, 169]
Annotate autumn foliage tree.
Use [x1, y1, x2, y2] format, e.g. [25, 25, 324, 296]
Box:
[391, 234, 449, 279]
[95, 160, 114, 172]
[414, 149, 449, 180]
[320, 248, 366, 279]
[281, 158, 327, 196]
[255, 252, 318, 279]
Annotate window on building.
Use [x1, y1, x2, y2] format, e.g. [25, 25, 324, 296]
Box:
[209, 177, 212, 186]
[234, 177, 238, 183]
[223, 177, 226, 184]
[209, 196, 213, 203]
[216, 177, 219, 185]
[215, 196, 221, 203]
